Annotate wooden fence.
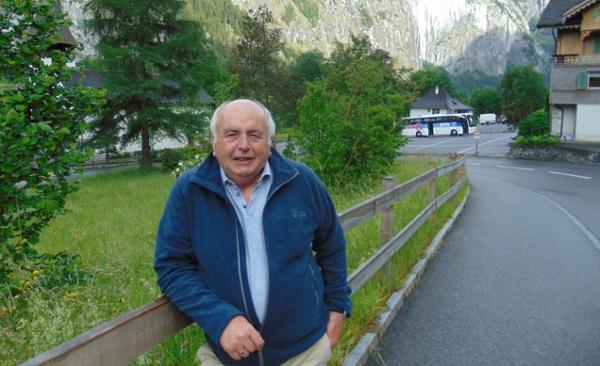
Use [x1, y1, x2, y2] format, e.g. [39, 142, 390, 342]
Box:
[20, 154, 467, 366]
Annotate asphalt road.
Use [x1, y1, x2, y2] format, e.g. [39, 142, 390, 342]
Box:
[400, 124, 517, 157]
[365, 156, 600, 366]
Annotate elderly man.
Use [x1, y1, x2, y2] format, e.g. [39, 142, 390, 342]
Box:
[154, 99, 352, 365]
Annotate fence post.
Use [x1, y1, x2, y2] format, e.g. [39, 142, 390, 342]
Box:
[427, 162, 437, 227]
[449, 153, 458, 204]
[378, 176, 395, 283]
[449, 153, 457, 188]
[427, 162, 436, 203]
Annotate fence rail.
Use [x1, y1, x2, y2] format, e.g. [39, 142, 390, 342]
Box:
[21, 154, 467, 366]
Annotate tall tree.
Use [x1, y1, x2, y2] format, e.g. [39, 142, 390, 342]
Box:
[469, 86, 502, 119]
[231, 5, 285, 112]
[84, 0, 223, 167]
[410, 62, 459, 98]
[277, 49, 326, 127]
[498, 65, 548, 125]
[290, 35, 412, 186]
[1, 0, 104, 281]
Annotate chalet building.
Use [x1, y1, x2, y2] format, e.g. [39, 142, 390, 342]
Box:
[538, 0, 600, 142]
[51, 3, 78, 52]
[409, 86, 474, 117]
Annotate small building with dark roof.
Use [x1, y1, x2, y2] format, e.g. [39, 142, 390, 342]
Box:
[410, 86, 474, 117]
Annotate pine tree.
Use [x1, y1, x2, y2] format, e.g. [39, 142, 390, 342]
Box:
[84, 0, 223, 167]
[231, 5, 285, 111]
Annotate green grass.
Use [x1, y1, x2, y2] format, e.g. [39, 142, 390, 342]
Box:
[0, 155, 467, 365]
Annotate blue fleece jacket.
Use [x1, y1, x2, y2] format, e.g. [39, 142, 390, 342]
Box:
[154, 149, 352, 365]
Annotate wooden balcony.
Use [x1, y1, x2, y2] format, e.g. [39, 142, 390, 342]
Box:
[554, 54, 600, 65]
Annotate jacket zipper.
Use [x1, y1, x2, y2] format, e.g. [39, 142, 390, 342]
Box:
[234, 170, 299, 366]
[308, 264, 321, 312]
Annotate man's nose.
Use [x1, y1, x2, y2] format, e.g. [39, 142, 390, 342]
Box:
[238, 135, 250, 149]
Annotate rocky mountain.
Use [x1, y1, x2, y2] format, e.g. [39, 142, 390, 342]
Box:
[61, 0, 553, 78]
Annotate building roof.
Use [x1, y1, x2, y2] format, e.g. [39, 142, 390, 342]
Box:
[537, 0, 596, 28]
[66, 70, 215, 104]
[411, 87, 473, 111]
[54, 2, 77, 48]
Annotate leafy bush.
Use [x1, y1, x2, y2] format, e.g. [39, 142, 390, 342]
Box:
[109, 151, 132, 160]
[171, 145, 212, 178]
[1, 0, 104, 293]
[159, 149, 186, 172]
[288, 35, 408, 187]
[518, 109, 549, 137]
[513, 134, 560, 146]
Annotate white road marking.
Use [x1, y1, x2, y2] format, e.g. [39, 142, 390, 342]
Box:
[548, 171, 592, 180]
[415, 139, 454, 150]
[497, 166, 535, 171]
[458, 135, 512, 154]
[538, 193, 600, 251]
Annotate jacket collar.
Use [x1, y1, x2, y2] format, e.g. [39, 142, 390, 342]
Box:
[190, 148, 298, 196]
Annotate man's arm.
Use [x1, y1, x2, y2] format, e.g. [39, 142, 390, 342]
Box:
[153, 179, 244, 345]
[327, 311, 345, 349]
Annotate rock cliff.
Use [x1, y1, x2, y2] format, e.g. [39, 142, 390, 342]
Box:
[61, 0, 552, 77]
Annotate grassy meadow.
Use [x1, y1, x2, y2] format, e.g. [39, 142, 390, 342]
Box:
[0, 156, 467, 365]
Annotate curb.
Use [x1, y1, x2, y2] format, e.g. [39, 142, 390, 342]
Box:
[342, 187, 470, 366]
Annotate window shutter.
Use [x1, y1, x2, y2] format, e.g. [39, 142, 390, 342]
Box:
[577, 72, 589, 89]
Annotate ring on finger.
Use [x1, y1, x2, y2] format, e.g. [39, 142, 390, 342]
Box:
[239, 350, 246, 356]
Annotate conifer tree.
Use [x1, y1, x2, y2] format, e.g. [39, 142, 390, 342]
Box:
[85, 0, 223, 167]
[231, 5, 285, 111]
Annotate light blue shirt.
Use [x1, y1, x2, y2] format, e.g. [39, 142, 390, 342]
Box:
[221, 162, 272, 324]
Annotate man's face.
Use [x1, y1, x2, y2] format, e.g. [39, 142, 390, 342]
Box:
[211, 100, 272, 188]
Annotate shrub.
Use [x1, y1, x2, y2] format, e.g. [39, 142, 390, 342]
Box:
[513, 135, 560, 146]
[159, 149, 186, 172]
[518, 110, 549, 137]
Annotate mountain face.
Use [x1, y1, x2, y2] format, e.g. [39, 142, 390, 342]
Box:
[61, 0, 552, 77]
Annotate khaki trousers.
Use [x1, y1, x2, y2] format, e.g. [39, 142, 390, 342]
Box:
[197, 333, 332, 366]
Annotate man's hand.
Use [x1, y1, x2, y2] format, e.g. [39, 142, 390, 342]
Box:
[220, 316, 265, 360]
[326, 311, 345, 350]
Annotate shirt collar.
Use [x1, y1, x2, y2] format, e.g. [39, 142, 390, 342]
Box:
[220, 161, 272, 187]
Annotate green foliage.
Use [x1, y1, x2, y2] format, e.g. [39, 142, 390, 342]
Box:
[0, 0, 105, 293]
[499, 65, 548, 125]
[170, 143, 212, 178]
[454, 70, 501, 98]
[84, 0, 224, 168]
[469, 86, 502, 118]
[289, 35, 411, 187]
[1, 251, 88, 297]
[282, 4, 297, 25]
[231, 5, 286, 113]
[359, 5, 374, 28]
[512, 109, 557, 146]
[513, 134, 559, 146]
[159, 149, 186, 172]
[411, 62, 461, 99]
[518, 109, 550, 137]
[184, 0, 246, 59]
[278, 49, 326, 127]
[293, 0, 320, 27]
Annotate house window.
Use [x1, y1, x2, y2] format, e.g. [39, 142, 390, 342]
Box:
[589, 72, 600, 88]
[577, 72, 600, 88]
[431, 109, 440, 114]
